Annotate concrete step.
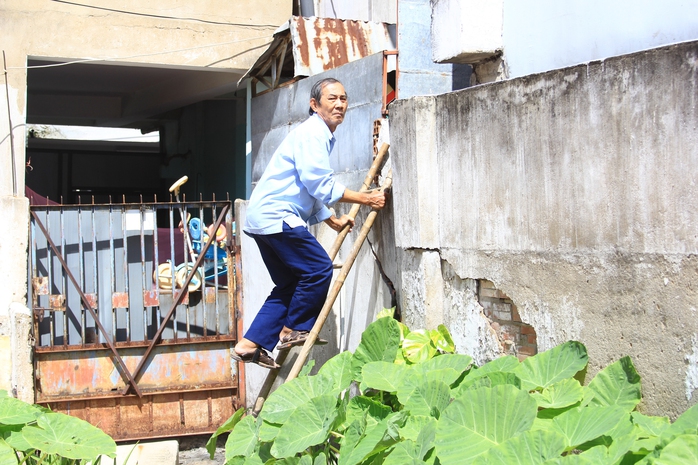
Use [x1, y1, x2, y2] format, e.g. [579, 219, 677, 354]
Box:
[96, 440, 179, 465]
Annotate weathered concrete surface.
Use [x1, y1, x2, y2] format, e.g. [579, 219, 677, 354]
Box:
[391, 41, 698, 418]
[431, 0, 503, 65]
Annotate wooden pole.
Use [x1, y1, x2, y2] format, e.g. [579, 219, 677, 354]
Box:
[251, 144, 390, 414]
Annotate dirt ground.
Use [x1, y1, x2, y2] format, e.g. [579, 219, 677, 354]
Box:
[177, 435, 226, 465]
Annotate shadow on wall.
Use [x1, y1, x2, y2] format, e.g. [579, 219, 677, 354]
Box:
[478, 280, 537, 360]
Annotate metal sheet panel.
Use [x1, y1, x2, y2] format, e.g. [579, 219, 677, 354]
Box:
[290, 16, 395, 77]
[35, 342, 236, 400]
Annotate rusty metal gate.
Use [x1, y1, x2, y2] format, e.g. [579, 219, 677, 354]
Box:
[28, 196, 243, 440]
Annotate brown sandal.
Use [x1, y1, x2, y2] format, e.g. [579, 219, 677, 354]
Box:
[232, 347, 280, 369]
[276, 330, 328, 351]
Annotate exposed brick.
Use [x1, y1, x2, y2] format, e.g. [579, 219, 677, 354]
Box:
[512, 305, 522, 322]
[480, 280, 496, 289]
[528, 334, 537, 345]
[521, 325, 536, 335]
[518, 345, 537, 356]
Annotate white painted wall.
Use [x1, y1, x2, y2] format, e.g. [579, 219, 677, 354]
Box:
[503, 0, 698, 78]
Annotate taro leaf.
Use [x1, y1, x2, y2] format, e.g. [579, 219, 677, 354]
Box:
[456, 356, 519, 388]
[299, 360, 315, 377]
[414, 354, 472, 386]
[541, 456, 595, 465]
[550, 405, 627, 449]
[588, 356, 641, 412]
[396, 371, 428, 407]
[432, 325, 455, 353]
[344, 396, 391, 430]
[400, 415, 437, 442]
[225, 454, 264, 465]
[0, 425, 30, 453]
[271, 394, 338, 458]
[22, 412, 116, 460]
[383, 440, 427, 465]
[656, 401, 698, 447]
[361, 361, 409, 393]
[513, 341, 588, 391]
[530, 379, 584, 409]
[338, 415, 392, 465]
[471, 429, 567, 465]
[632, 412, 670, 438]
[224, 414, 258, 460]
[434, 385, 538, 465]
[402, 379, 451, 419]
[653, 434, 698, 465]
[0, 396, 42, 426]
[271, 458, 302, 465]
[454, 371, 522, 395]
[351, 317, 402, 381]
[376, 308, 395, 319]
[0, 438, 18, 465]
[0, 392, 7, 399]
[313, 452, 327, 465]
[207, 407, 245, 459]
[317, 351, 353, 392]
[258, 419, 282, 442]
[403, 330, 437, 364]
[260, 373, 335, 424]
[414, 415, 437, 460]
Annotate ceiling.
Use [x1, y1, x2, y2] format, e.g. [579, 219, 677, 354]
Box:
[26, 58, 244, 131]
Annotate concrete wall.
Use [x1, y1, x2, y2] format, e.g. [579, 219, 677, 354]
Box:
[0, 0, 290, 401]
[242, 54, 394, 405]
[391, 41, 698, 418]
[431, 0, 698, 79]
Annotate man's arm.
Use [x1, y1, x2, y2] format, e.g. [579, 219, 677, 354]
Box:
[339, 188, 387, 209]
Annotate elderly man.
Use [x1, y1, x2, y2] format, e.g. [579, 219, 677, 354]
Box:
[233, 78, 387, 369]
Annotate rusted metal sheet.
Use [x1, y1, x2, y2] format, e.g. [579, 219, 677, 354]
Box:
[238, 16, 396, 88]
[49, 294, 65, 310]
[35, 341, 236, 400]
[33, 277, 49, 296]
[47, 389, 240, 441]
[143, 289, 159, 307]
[291, 16, 395, 77]
[84, 293, 98, 310]
[112, 292, 129, 309]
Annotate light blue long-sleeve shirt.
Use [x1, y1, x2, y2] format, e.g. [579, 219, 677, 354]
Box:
[244, 114, 347, 235]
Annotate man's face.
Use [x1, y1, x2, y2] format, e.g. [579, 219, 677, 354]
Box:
[310, 82, 347, 132]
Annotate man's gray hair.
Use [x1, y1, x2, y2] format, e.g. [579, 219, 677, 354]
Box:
[308, 78, 344, 116]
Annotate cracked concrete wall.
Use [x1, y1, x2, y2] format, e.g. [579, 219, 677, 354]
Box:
[391, 41, 698, 418]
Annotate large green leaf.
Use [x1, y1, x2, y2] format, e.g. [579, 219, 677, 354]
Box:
[0, 425, 29, 453]
[588, 356, 641, 412]
[471, 429, 567, 465]
[657, 401, 698, 446]
[0, 396, 41, 426]
[542, 455, 595, 465]
[260, 373, 335, 424]
[343, 396, 391, 431]
[338, 412, 405, 465]
[530, 379, 584, 409]
[317, 351, 354, 392]
[0, 438, 17, 465]
[402, 330, 437, 364]
[208, 407, 245, 459]
[383, 440, 427, 465]
[225, 415, 259, 460]
[351, 317, 402, 381]
[22, 412, 116, 460]
[454, 371, 522, 395]
[653, 434, 698, 465]
[550, 406, 627, 449]
[258, 419, 282, 442]
[271, 394, 339, 458]
[632, 412, 671, 438]
[513, 341, 588, 391]
[414, 354, 472, 386]
[402, 380, 451, 419]
[432, 325, 455, 353]
[434, 385, 538, 464]
[400, 415, 437, 442]
[361, 361, 409, 392]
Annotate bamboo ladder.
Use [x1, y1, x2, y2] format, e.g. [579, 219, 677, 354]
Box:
[251, 142, 392, 415]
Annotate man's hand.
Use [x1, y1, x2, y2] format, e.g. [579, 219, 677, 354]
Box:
[364, 188, 387, 210]
[324, 214, 355, 232]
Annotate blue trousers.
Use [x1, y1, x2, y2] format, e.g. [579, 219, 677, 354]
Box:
[244, 223, 333, 351]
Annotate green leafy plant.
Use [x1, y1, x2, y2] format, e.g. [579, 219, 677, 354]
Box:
[0, 391, 116, 464]
[215, 310, 698, 464]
